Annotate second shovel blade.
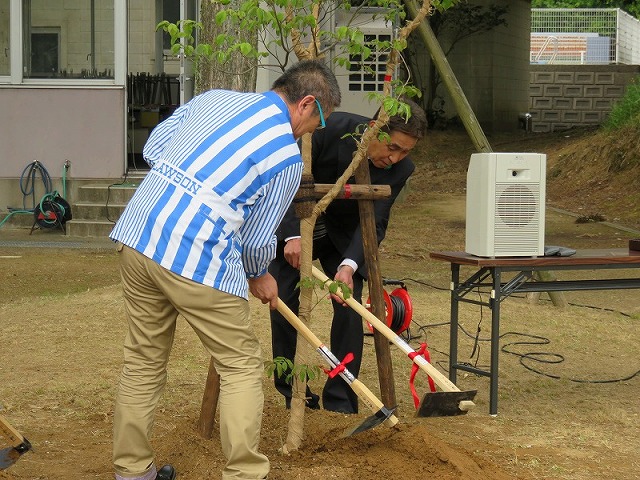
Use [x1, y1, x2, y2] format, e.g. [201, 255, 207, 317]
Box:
[343, 407, 396, 437]
[416, 390, 477, 417]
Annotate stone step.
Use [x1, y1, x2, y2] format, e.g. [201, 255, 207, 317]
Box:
[72, 202, 128, 222]
[65, 219, 117, 239]
[68, 180, 144, 237]
[77, 183, 140, 204]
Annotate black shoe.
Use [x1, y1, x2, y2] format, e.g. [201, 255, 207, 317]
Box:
[156, 464, 176, 480]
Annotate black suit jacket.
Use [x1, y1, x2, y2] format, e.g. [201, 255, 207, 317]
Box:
[277, 111, 415, 277]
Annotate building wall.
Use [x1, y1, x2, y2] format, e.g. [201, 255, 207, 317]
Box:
[128, 0, 158, 74]
[0, 87, 126, 210]
[529, 64, 640, 132]
[446, 0, 531, 132]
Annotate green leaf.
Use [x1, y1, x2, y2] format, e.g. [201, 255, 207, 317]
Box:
[215, 10, 228, 24]
[239, 42, 253, 56]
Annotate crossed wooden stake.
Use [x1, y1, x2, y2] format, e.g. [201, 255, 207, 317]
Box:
[198, 162, 397, 438]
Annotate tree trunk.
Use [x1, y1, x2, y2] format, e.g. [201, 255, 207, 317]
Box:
[282, 135, 315, 453]
[197, 0, 257, 94]
[196, 0, 259, 440]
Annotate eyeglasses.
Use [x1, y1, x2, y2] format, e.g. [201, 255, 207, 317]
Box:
[314, 98, 326, 130]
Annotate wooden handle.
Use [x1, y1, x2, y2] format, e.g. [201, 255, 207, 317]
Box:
[0, 415, 25, 447]
[276, 299, 398, 427]
[276, 298, 324, 350]
[311, 266, 461, 393]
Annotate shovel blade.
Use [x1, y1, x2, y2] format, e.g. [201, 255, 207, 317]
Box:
[344, 406, 396, 437]
[0, 446, 20, 470]
[0, 438, 32, 470]
[416, 390, 477, 417]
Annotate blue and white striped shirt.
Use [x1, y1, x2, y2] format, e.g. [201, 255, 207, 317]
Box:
[110, 90, 303, 299]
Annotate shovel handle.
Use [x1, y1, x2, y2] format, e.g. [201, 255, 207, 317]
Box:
[311, 266, 462, 394]
[0, 415, 24, 448]
[276, 299, 398, 427]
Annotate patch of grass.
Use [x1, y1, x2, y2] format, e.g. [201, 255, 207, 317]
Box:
[604, 75, 640, 131]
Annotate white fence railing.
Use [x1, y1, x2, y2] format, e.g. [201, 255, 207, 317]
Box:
[531, 8, 640, 65]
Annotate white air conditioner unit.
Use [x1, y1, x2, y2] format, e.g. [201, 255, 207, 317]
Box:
[465, 152, 546, 257]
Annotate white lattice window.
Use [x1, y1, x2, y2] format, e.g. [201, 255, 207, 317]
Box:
[347, 33, 391, 92]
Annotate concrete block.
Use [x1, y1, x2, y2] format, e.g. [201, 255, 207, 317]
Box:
[595, 72, 615, 84]
[544, 85, 563, 96]
[542, 111, 561, 121]
[529, 110, 541, 120]
[533, 72, 555, 84]
[564, 86, 584, 97]
[529, 85, 544, 96]
[532, 97, 552, 109]
[555, 72, 575, 83]
[553, 98, 572, 109]
[584, 85, 604, 97]
[582, 111, 602, 123]
[573, 98, 593, 109]
[593, 98, 614, 110]
[575, 72, 595, 84]
[604, 85, 625, 97]
[562, 111, 581, 122]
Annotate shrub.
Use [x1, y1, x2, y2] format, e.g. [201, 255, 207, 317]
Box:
[604, 76, 640, 130]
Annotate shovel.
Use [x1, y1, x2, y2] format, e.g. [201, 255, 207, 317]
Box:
[311, 266, 477, 417]
[276, 298, 398, 436]
[0, 415, 31, 471]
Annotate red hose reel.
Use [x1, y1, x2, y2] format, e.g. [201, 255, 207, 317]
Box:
[365, 281, 413, 334]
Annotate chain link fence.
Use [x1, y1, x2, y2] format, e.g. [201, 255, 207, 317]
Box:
[531, 8, 640, 65]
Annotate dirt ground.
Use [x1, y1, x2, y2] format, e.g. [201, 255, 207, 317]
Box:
[1, 126, 639, 480]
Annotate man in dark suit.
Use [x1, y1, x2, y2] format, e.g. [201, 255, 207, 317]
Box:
[269, 98, 428, 413]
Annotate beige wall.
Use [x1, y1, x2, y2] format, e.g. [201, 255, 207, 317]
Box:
[446, 0, 531, 132]
[0, 87, 125, 208]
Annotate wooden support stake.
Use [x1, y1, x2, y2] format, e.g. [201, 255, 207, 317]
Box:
[197, 357, 220, 439]
[196, 187, 396, 430]
[527, 271, 569, 307]
[313, 184, 390, 200]
[355, 161, 397, 411]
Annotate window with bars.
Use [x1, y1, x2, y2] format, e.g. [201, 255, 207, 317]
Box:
[347, 33, 391, 92]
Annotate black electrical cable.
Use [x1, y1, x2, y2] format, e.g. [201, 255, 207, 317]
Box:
[388, 294, 407, 333]
[395, 276, 449, 291]
[456, 289, 640, 384]
[106, 170, 133, 223]
[369, 276, 639, 383]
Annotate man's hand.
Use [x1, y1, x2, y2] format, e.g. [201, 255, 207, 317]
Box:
[332, 265, 354, 306]
[248, 273, 279, 310]
[283, 238, 302, 269]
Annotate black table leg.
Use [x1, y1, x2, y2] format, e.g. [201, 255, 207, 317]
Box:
[489, 267, 501, 415]
[449, 263, 460, 384]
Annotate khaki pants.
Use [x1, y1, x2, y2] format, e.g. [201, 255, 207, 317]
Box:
[113, 245, 269, 480]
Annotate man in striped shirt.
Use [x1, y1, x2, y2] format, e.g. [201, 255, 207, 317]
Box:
[110, 60, 340, 480]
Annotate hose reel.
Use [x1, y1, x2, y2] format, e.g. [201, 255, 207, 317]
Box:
[32, 191, 72, 231]
[365, 279, 413, 335]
